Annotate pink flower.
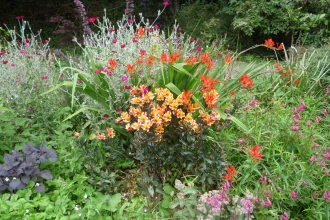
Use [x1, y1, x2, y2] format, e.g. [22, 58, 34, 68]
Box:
[132, 39, 138, 43]
[26, 38, 31, 43]
[103, 114, 109, 119]
[44, 39, 49, 43]
[294, 113, 301, 120]
[16, 16, 24, 20]
[33, 85, 38, 89]
[291, 125, 299, 131]
[116, 108, 121, 112]
[121, 75, 128, 82]
[303, 181, 308, 186]
[307, 120, 311, 127]
[320, 160, 325, 167]
[2, 60, 8, 64]
[262, 198, 272, 207]
[312, 142, 319, 149]
[24, 43, 29, 48]
[322, 109, 328, 115]
[291, 190, 298, 200]
[195, 47, 201, 52]
[123, 85, 131, 90]
[128, 19, 133, 23]
[163, 0, 169, 6]
[41, 76, 48, 80]
[316, 116, 323, 122]
[20, 50, 25, 54]
[237, 138, 244, 143]
[325, 170, 329, 176]
[121, 44, 126, 48]
[88, 17, 98, 23]
[280, 212, 289, 220]
[11, 63, 16, 67]
[153, 24, 159, 29]
[112, 39, 117, 43]
[309, 155, 316, 162]
[95, 69, 101, 74]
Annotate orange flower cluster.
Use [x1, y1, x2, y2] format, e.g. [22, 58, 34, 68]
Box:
[107, 58, 117, 71]
[200, 52, 214, 70]
[264, 38, 283, 50]
[115, 85, 221, 141]
[134, 27, 146, 38]
[184, 55, 199, 66]
[225, 55, 231, 64]
[160, 52, 182, 64]
[274, 62, 292, 77]
[224, 165, 237, 181]
[239, 73, 254, 90]
[95, 127, 116, 140]
[249, 145, 263, 162]
[200, 74, 219, 108]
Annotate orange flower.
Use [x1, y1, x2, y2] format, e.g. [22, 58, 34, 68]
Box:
[200, 74, 217, 92]
[200, 52, 211, 64]
[294, 78, 300, 86]
[106, 127, 115, 138]
[225, 55, 231, 64]
[73, 132, 80, 137]
[163, 111, 172, 122]
[184, 55, 198, 65]
[274, 62, 284, 71]
[178, 90, 192, 106]
[224, 165, 237, 181]
[107, 58, 117, 70]
[206, 60, 214, 70]
[96, 130, 106, 140]
[249, 145, 263, 162]
[146, 55, 154, 66]
[137, 56, 144, 64]
[121, 112, 131, 123]
[169, 52, 181, 64]
[138, 27, 145, 37]
[176, 108, 185, 119]
[229, 90, 236, 99]
[160, 53, 168, 63]
[131, 122, 140, 130]
[203, 90, 219, 109]
[126, 64, 135, 74]
[141, 120, 153, 131]
[277, 42, 283, 50]
[240, 73, 254, 90]
[264, 38, 275, 48]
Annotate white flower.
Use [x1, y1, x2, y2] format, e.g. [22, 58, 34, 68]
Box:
[26, 209, 29, 213]
[84, 194, 88, 199]
[5, 177, 9, 182]
[13, 177, 16, 180]
[78, 213, 82, 217]
[36, 183, 40, 187]
[75, 205, 80, 211]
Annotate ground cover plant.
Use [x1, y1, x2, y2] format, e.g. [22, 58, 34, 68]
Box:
[0, 0, 330, 219]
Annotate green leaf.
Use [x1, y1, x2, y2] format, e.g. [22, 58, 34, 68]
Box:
[163, 184, 175, 195]
[106, 193, 122, 212]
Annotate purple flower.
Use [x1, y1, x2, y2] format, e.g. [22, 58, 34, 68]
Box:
[33, 85, 38, 89]
[291, 190, 298, 200]
[240, 198, 254, 214]
[238, 138, 244, 143]
[280, 212, 289, 220]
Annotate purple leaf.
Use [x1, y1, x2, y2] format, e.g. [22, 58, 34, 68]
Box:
[35, 183, 45, 193]
[46, 150, 58, 162]
[22, 142, 35, 155]
[40, 170, 53, 180]
[9, 178, 21, 189]
[21, 175, 30, 184]
[4, 154, 15, 164]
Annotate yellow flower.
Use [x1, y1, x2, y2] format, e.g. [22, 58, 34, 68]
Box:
[169, 100, 179, 111]
[165, 96, 174, 105]
[121, 112, 131, 123]
[156, 93, 165, 101]
[210, 111, 220, 121]
[176, 108, 185, 119]
[138, 112, 148, 123]
[184, 113, 193, 123]
[131, 122, 140, 130]
[106, 127, 115, 138]
[163, 111, 172, 122]
[155, 125, 164, 134]
[129, 106, 137, 116]
[115, 117, 122, 123]
[187, 102, 199, 113]
[141, 120, 153, 131]
[190, 120, 199, 133]
[152, 115, 162, 125]
[74, 131, 80, 137]
[130, 97, 143, 106]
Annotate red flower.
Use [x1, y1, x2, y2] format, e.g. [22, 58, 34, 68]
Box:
[200, 74, 217, 92]
[225, 55, 231, 64]
[249, 145, 263, 162]
[224, 165, 237, 181]
[264, 38, 275, 48]
[240, 73, 254, 90]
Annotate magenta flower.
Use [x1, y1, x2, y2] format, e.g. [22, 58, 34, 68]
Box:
[307, 120, 311, 127]
[291, 125, 299, 131]
[291, 190, 298, 200]
[33, 85, 38, 89]
[163, 0, 169, 6]
[103, 114, 109, 119]
[316, 116, 323, 122]
[195, 47, 201, 52]
[121, 75, 128, 82]
[16, 15, 24, 20]
[24, 43, 29, 48]
[26, 38, 31, 43]
[153, 24, 159, 29]
[41, 76, 48, 81]
[11, 63, 16, 67]
[2, 60, 8, 64]
[237, 138, 244, 143]
[280, 212, 289, 220]
[132, 39, 138, 43]
[123, 85, 131, 90]
[309, 155, 316, 162]
[262, 198, 272, 207]
[112, 39, 117, 43]
[88, 17, 98, 23]
[44, 40, 49, 43]
[95, 69, 101, 74]
[116, 108, 121, 112]
[29, 107, 33, 111]
[121, 44, 126, 48]
[20, 50, 25, 54]
[322, 109, 328, 115]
